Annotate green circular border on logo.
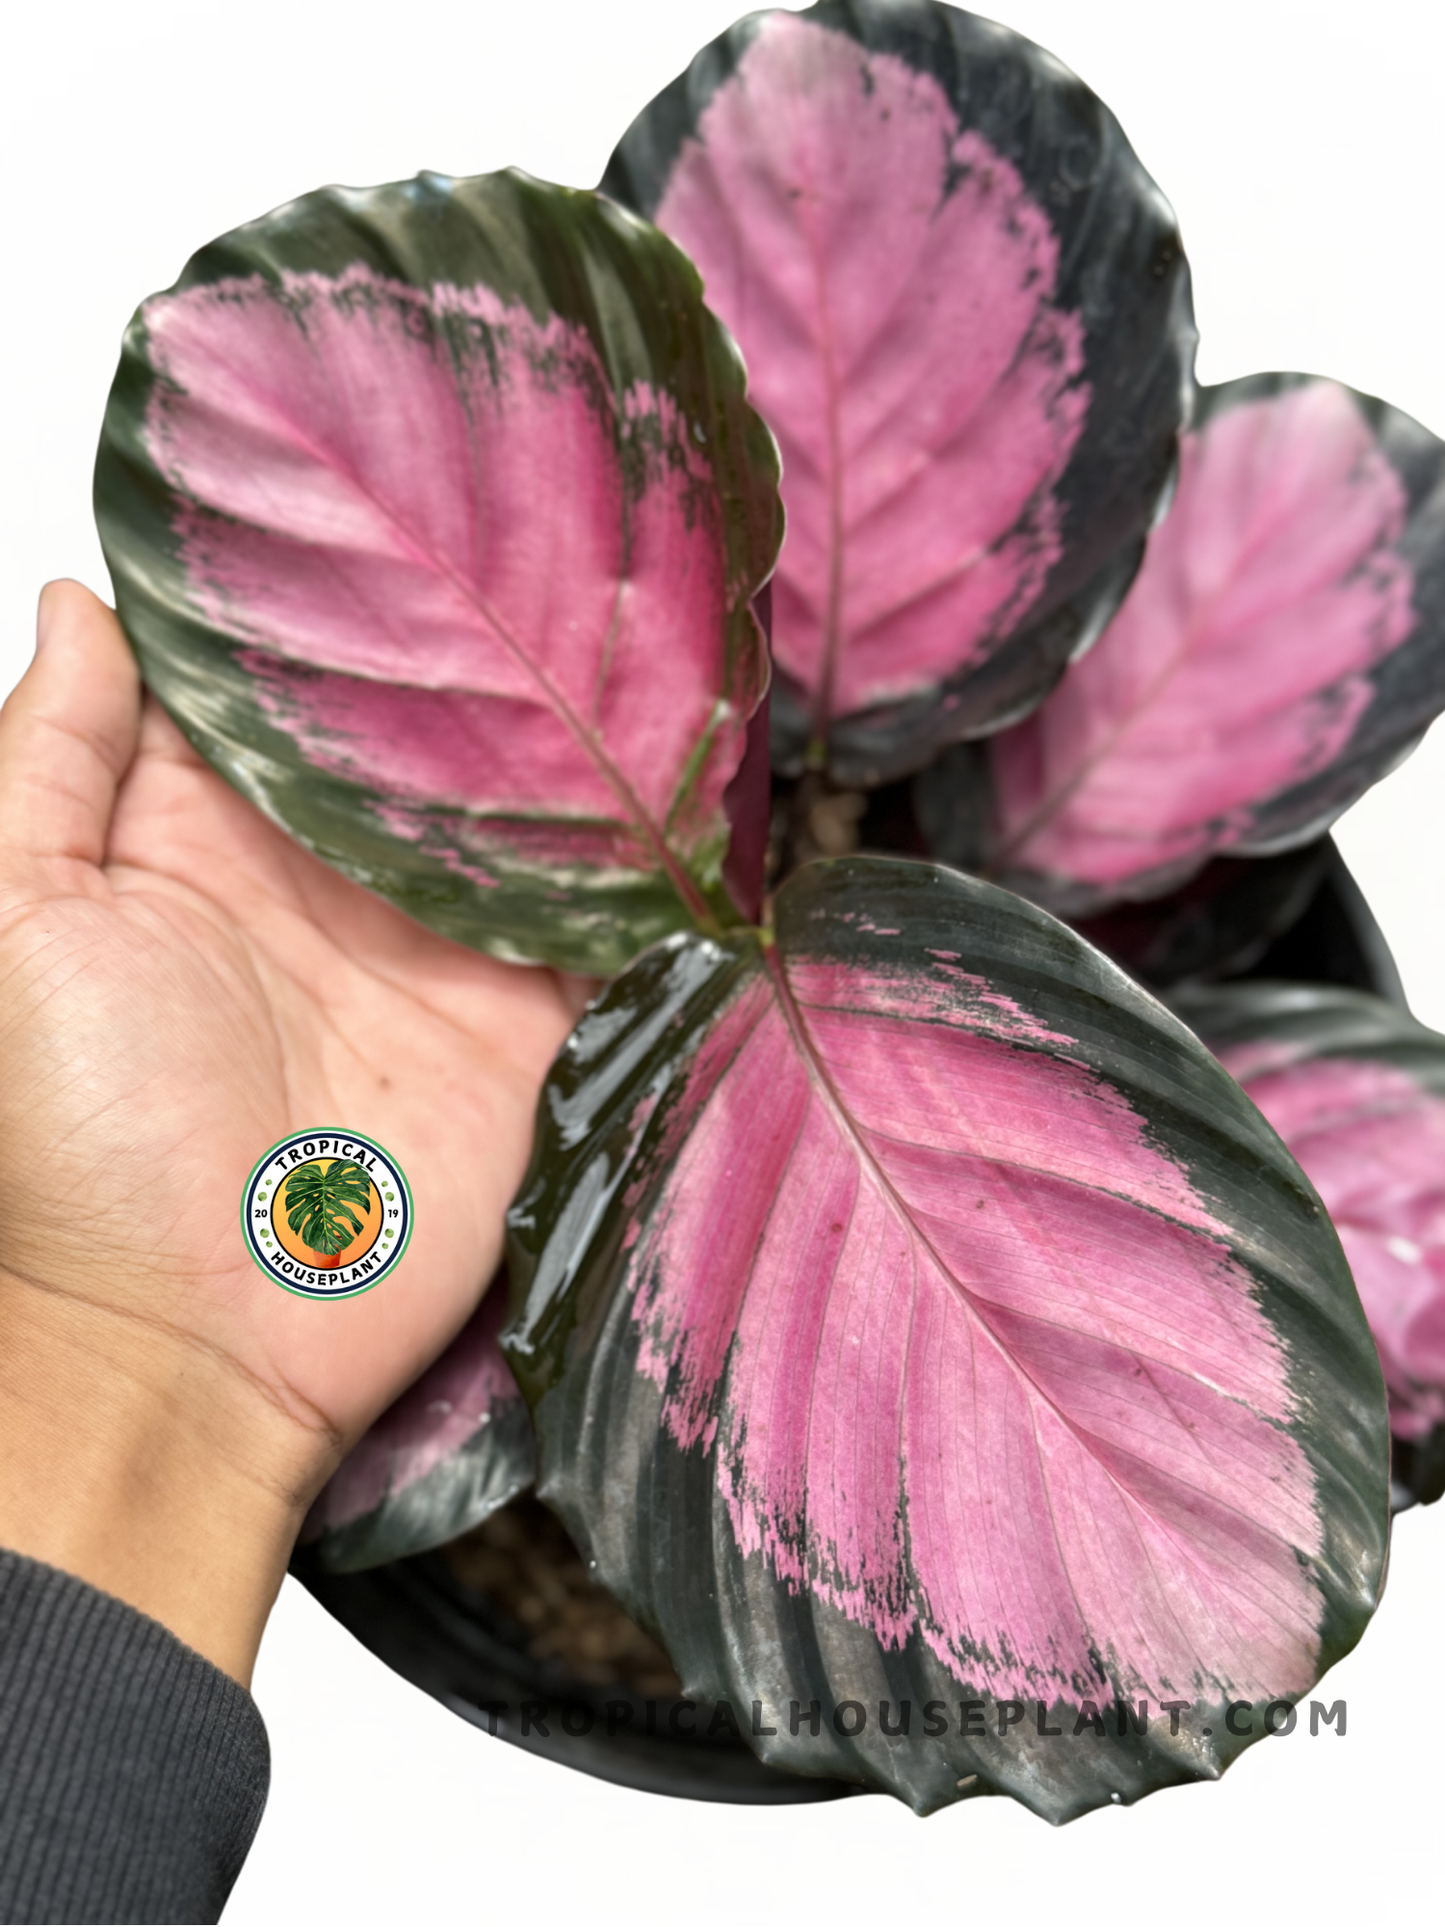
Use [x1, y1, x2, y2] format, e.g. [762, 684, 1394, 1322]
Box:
[240, 1127, 415, 1300]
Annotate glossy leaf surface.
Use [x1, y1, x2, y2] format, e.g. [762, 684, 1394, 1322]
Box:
[1179, 983, 1445, 1499]
[603, 1, 1194, 783]
[506, 857, 1386, 1819]
[96, 170, 781, 972]
[303, 1284, 534, 1572]
[974, 374, 1445, 913]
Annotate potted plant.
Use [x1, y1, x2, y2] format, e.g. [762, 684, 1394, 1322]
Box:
[284, 1158, 375, 1270]
[93, 0, 1445, 1821]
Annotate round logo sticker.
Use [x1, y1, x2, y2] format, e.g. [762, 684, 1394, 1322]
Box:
[241, 1129, 413, 1299]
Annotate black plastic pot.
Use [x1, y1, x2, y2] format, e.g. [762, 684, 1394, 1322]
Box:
[291, 1540, 855, 1803]
[292, 841, 1416, 1798]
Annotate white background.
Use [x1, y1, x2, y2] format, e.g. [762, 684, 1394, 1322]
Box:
[4, 1, 1444, 1919]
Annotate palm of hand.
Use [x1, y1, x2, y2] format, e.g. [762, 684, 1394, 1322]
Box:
[0, 589, 578, 1464]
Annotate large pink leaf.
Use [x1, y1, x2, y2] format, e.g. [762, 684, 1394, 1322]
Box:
[653, 17, 1087, 729]
[971, 374, 1445, 913]
[302, 1283, 534, 1573]
[96, 171, 781, 972]
[603, 2, 1194, 782]
[1180, 984, 1445, 1484]
[505, 858, 1387, 1819]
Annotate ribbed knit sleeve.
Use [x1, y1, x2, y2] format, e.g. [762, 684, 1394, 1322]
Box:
[0, 1550, 270, 1924]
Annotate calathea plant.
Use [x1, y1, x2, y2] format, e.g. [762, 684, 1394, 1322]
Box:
[93, 0, 1445, 1823]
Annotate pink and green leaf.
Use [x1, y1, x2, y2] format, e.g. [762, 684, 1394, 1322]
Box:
[302, 1283, 534, 1573]
[602, 1, 1194, 784]
[1178, 982, 1445, 1503]
[944, 373, 1445, 914]
[95, 170, 782, 972]
[505, 856, 1387, 1819]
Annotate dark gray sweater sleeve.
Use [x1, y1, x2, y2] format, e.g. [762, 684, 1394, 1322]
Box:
[0, 1551, 270, 1924]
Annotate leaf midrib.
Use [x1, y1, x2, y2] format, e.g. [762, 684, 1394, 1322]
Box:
[737, 138, 1069, 742]
[174, 326, 716, 927]
[758, 945, 1302, 1576]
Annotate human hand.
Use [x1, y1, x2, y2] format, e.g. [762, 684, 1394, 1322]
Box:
[0, 583, 581, 1680]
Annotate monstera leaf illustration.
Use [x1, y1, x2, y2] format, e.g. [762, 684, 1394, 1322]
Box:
[505, 857, 1387, 1819]
[1178, 982, 1445, 1505]
[285, 1158, 373, 1258]
[96, 169, 782, 973]
[919, 373, 1445, 913]
[603, 0, 1195, 783]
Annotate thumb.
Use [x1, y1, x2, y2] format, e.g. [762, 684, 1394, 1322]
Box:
[0, 582, 142, 878]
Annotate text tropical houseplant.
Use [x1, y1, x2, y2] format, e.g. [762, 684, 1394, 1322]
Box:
[94, 0, 1445, 1824]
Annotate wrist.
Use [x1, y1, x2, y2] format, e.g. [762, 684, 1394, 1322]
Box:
[0, 1268, 336, 1684]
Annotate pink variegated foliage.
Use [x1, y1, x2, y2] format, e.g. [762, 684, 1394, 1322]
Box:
[506, 860, 1386, 1820]
[1183, 984, 1445, 1487]
[93, 1, 1421, 1825]
[97, 170, 781, 974]
[653, 18, 1086, 727]
[604, 1, 1193, 780]
[303, 1283, 534, 1573]
[1243, 1060, 1445, 1443]
[947, 374, 1445, 913]
[146, 274, 741, 902]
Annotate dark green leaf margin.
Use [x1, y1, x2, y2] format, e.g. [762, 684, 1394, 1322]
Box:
[95, 168, 783, 972]
[504, 857, 1389, 1820]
